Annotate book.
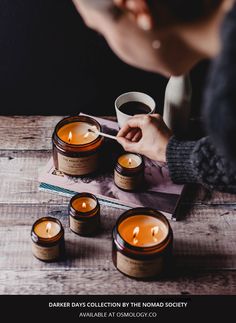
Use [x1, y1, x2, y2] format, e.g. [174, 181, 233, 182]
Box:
[38, 114, 185, 220]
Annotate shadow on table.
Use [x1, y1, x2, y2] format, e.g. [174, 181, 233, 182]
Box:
[175, 184, 213, 221]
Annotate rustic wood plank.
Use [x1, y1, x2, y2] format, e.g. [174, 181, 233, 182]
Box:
[0, 116, 235, 295]
[0, 116, 115, 129]
[0, 151, 63, 205]
[0, 269, 235, 295]
[181, 184, 236, 206]
[0, 204, 235, 272]
[0, 116, 62, 150]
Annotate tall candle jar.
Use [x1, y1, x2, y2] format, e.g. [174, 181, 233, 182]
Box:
[69, 193, 100, 236]
[114, 153, 144, 191]
[52, 116, 104, 176]
[31, 217, 65, 262]
[112, 208, 173, 280]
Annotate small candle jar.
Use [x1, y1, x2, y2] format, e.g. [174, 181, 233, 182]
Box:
[31, 217, 65, 262]
[52, 116, 104, 176]
[114, 153, 144, 191]
[112, 208, 173, 280]
[69, 193, 100, 236]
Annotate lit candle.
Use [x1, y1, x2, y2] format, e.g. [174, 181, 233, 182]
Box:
[112, 208, 173, 279]
[72, 196, 97, 213]
[118, 153, 142, 168]
[31, 217, 65, 262]
[69, 193, 100, 236]
[52, 116, 104, 176]
[34, 220, 61, 239]
[118, 215, 168, 247]
[114, 153, 144, 191]
[57, 122, 99, 145]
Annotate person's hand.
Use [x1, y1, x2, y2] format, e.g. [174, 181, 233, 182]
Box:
[116, 114, 172, 162]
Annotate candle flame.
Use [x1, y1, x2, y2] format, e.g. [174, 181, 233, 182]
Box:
[151, 226, 159, 243]
[46, 222, 52, 238]
[128, 158, 132, 165]
[84, 132, 89, 139]
[68, 131, 72, 143]
[82, 202, 87, 209]
[133, 226, 140, 245]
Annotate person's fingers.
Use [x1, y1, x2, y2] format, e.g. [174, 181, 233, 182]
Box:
[152, 113, 162, 120]
[116, 136, 139, 153]
[117, 124, 134, 138]
[117, 115, 152, 138]
[132, 130, 142, 142]
[127, 115, 149, 127]
[125, 128, 139, 141]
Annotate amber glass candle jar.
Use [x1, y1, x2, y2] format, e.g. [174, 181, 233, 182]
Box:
[69, 193, 100, 236]
[52, 116, 104, 176]
[114, 153, 144, 191]
[112, 208, 173, 280]
[31, 217, 65, 262]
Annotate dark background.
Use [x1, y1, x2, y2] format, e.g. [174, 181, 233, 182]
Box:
[0, 0, 209, 116]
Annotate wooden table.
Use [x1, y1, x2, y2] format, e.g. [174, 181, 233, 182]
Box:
[0, 115, 235, 295]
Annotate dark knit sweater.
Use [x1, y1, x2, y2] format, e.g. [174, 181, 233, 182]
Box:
[167, 4, 236, 193]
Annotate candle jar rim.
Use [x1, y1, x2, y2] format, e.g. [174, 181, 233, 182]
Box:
[69, 192, 100, 218]
[113, 208, 172, 254]
[53, 115, 102, 148]
[116, 153, 144, 174]
[31, 217, 64, 245]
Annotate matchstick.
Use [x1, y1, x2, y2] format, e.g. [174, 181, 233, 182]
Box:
[88, 128, 117, 141]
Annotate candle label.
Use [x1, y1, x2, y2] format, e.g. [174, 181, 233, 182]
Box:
[69, 215, 98, 235]
[114, 171, 143, 191]
[57, 152, 99, 176]
[116, 251, 163, 278]
[32, 243, 61, 261]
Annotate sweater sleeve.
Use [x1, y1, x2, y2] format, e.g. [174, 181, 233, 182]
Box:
[166, 136, 236, 193]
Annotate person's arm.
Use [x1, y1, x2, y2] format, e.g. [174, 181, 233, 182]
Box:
[117, 114, 236, 193]
[167, 136, 236, 193]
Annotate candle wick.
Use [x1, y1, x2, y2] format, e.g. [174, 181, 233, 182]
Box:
[68, 131, 72, 143]
[151, 226, 159, 237]
[46, 222, 52, 238]
[88, 129, 95, 133]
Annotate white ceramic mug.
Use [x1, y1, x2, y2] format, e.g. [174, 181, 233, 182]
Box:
[115, 91, 156, 128]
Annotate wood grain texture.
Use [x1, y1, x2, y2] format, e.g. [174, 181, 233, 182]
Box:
[0, 116, 235, 295]
[0, 116, 62, 150]
[0, 270, 235, 295]
[0, 204, 235, 272]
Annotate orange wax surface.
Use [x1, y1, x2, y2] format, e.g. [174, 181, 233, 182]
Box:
[57, 122, 99, 145]
[34, 220, 61, 239]
[72, 197, 97, 213]
[118, 153, 142, 169]
[118, 215, 168, 247]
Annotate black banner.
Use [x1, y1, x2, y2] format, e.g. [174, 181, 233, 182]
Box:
[0, 295, 235, 321]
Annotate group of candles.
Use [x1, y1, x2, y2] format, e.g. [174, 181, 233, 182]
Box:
[31, 116, 173, 279]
